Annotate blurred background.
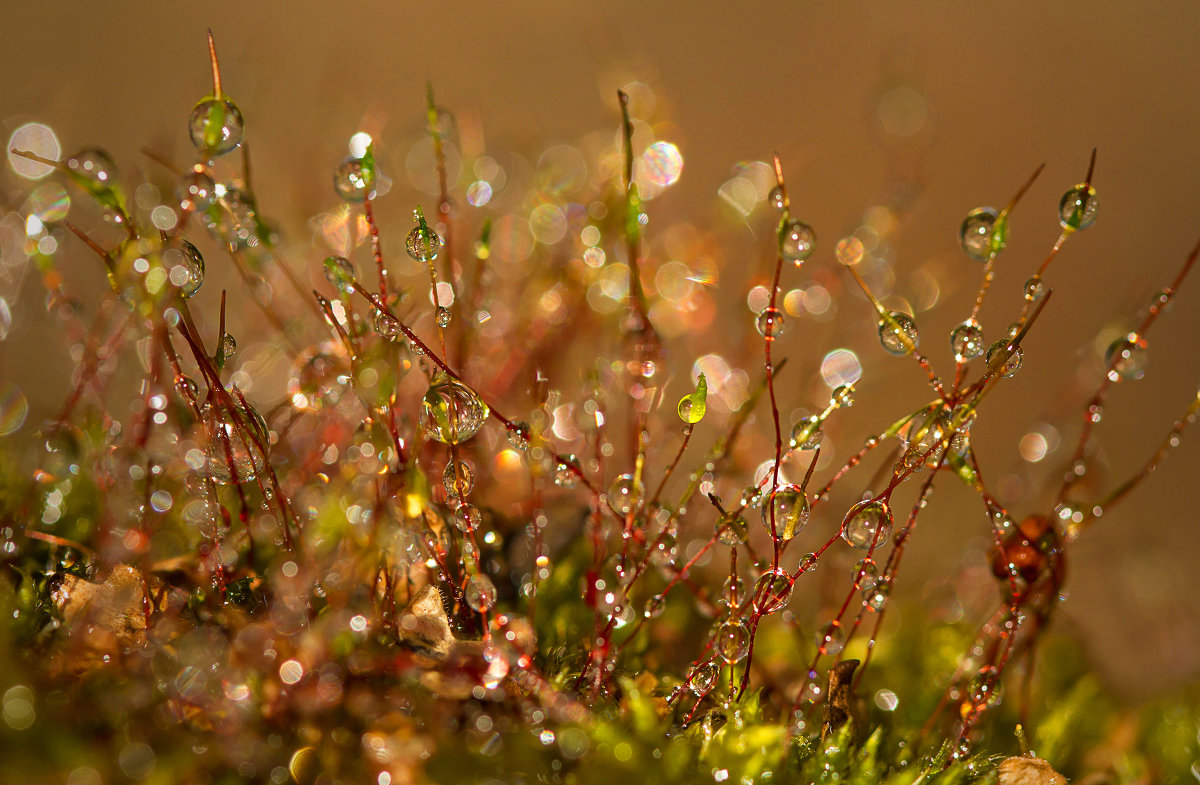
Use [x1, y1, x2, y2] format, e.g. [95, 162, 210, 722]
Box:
[1, 1, 1198, 698]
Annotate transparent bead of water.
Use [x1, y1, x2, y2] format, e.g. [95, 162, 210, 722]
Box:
[756, 306, 785, 340]
[1023, 275, 1046, 302]
[1058, 183, 1098, 231]
[878, 311, 919, 356]
[65, 147, 117, 189]
[219, 333, 237, 363]
[768, 185, 786, 210]
[817, 621, 845, 655]
[506, 422, 531, 451]
[443, 460, 475, 497]
[288, 343, 346, 411]
[454, 503, 482, 532]
[862, 581, 890, 612]
[333, 156, 374, 202]
[200, 399, 268, 485]
[1105, 332, 1148, 381]
[435, 305, 452, 328]
[406, 224, 442, 263]
[760, 484, 809, 541]
[465, 574, 497, 613]
[781, 219, 816, 264]
[607, 473, 640, 516]
[176, 170, 216, 212]
[790, 416, 823, 450]
[950, 320, 985, 362]
[739, 485, 763, 508]
[969, 665, 1002, 708]
[715, 619, 751, 663]
[841, 499, 893, 550]
[420, 374, 489, 444]
[163, 239, 205, 299]
[716, 512, 747, 546]
[175, 375, 199, 400]
[643, 594, 666, 619]
[553, 455, 579, 487]
[689, 661, 721, 694]
[903, 408, 949, 469]
[752, 568, 794, 614]
[188, 97, 245, 156]
[958, 206, 1000, 262]
[373, 308, 402, 341]
[324, 255, 356, 295]
[854, 558, 879, 590]
[985, 341, 1023, 378]
[831, 384, 855, 409]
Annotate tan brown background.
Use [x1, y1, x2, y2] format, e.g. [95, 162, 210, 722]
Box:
[2, 2, 1199, 698]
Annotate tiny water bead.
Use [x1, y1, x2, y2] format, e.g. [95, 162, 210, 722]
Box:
[405, 217, 442, 263]
[781, 219, 816, 264]
[831, 384, 855, 409]
[862, 581, 890, 612]
[689, 661, 721, 695]
[188, 97, 244, 156]
[1058, 183, 1099, 231]
[752, 568, 794, 614]
[817, 621, 845, 656]
[176, 170, 216, 212]
[969, 665, 1003, 709]
[759, 484, 810, 541]
[372, 308, 402, 341]
[200, 399, 269, 485]
[421, 375, 489, 444]
[985, 340, 1023, 378]
[219, 333, 237, 364]
[950, 320, 985, 362]
[324, 256, 356, 295]
[878, 311, 919, 356]
[755, 307, 785, 340]
[768, 185, 786, 210]
[715, 512, 748, 546]
[714, 619, 751, 663]
[435, 306, 452, 328]
[454, 504, 482, 532]
[1023, 275, 1046, 302]
[553, 455, 580, 487]
[959, 206, 1000, 262]
[443, 460, 475, 497]
[607, 473, 641, 516]
[333, 156, 374, 202]
[854, 558, 880, 591]
[506, 421, 531, 450]
[790, 416, 822, 450]
[841, 499, 893, 550]
[1105, 332, 1149, 381]
[465, 574, 497, 613]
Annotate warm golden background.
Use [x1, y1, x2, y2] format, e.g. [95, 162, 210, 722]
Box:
[2, 2, 1199, 697]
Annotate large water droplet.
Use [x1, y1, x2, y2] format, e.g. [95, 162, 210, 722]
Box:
[420, 374, 488, 444]
[781, 219, 816, 264]
[760, 484, 810, 541]
[959, 207, 1000, 262]
[176, 170, 216, 212]
[878, 311, 919, 356]
[200, 398, 268, 485]
[756, 306, 785, 340]
[188, 97, 244, 156]
[324, 256, 356, 295]
[985, 341, 1023, 378]
[751, 568, 794, 614]
[950, 320, 985, 362]
[465, 574, 497, 612]
[714, 619, 751, 663]
[790, 416, 823, 450]
[689, 661, 721, 694]
[607, 473, 641, 516]
[1105, 332, 1148, 381]
[406, 223, 442, 263]
[1058, 184, 1098, 231]
[333, 156, 374, 202]
[841, 499, 893, 550]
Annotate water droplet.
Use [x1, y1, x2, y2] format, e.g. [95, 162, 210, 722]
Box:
[554, 455, 579, 487]
[443, 460, 475, 497]
[830, 385, 855, 409]
[607, 473, 641, 516]
[200, 398, 268, 485]
[768, 185, 786, 210]
[817, 620, 845, 655]
[959, 207, 1000, 262]
[716, 512, 748, 546]
[644, 594, 666, 619]
[1023, 275, 1046, 302]
[902, 408, 949, 469]
[781, 219, 816, 264]
[506, 422, 531, 450]
[174, 240, 205, 298]
[854, 558, 880, 590]
[175, 375, 199, 400]
[1058, 184, 1098, 231]
[454, 504, 482, 532]
[219, 333, 237, 363]
[862, 581, 890, 612]
[65, 148, 117, 189]
[434, 305, 452, 327]
[756, 306, 785, 340]
[968, 665, 1002, 708]
[985, 341, 1023, 378]
[406, 223, 442, 263]
[288, 343, 346, 411]
[760, 484, 809, 541]
[188, 97, 244, 156]
[714, 619, 751, 663]
[950, 320, 985, 362]
[677, 372, 708, 424]
[1105, 332, 1148, 381]
[465, 574, 497, 612]
[323, 256, 356, 295]
[841, 499, 893, 550]
[689, 661, 721, 694]
[176, 170, 216, 212]
[752, 568, 794, 614]
[373, 308, 402, 341]
[333, 156, 374, 202]
[420, 374, 489, 444]
[878, 311, 919, 356]
[790, 416, 823, 450]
